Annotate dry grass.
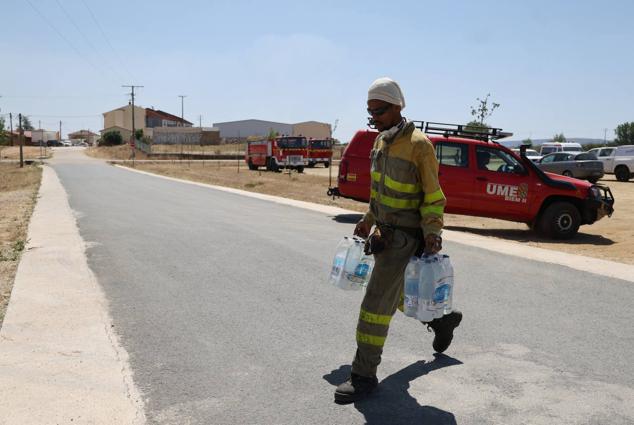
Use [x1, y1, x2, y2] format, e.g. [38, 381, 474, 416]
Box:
[129, 162, 366, 212]
[0, 146, 52, 160]
[87, 142, 345, 159]
[150, 143, 244, 155]
[0, 163, 42, 328]
[85, 145, 149, 160]
[125, 162, 634, 265]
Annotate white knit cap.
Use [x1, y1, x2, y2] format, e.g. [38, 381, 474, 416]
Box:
[367, 77, 406, 109]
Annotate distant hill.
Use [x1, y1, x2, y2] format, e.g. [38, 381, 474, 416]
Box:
[499, 138, 611, 148]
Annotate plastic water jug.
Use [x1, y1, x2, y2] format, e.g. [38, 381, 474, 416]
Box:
[403, 257, 420, 317]
[419, 254, 454, 320]
[330, 237, 370, 290]
[329, 237, 353, 289]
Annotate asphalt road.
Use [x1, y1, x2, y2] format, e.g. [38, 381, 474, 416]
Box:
[50, 150, 634, 425]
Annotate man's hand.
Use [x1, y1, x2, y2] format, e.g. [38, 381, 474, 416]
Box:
[354, 220, 372, 239]
[424, 234, 442, 254]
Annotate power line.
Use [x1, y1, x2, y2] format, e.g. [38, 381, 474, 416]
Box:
[1, 94, 127, 99]
[53, 0, 126, 82]
[25, 0, 116, 84]
[23, 114, 102, 118]
[81, 0, 136, 82]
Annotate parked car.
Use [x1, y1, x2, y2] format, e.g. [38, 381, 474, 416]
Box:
[539, 142, 583, 155]
[588, 145, 634, 182]
[537, 152, 604, 183]
[329, 122, 614, 239]
[512, 148, 541, 162]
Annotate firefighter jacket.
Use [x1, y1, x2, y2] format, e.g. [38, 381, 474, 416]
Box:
[362, 121, 446, 236]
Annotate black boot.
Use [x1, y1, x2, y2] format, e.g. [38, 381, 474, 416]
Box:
[334, 373, 378, 404]
[425, 310, 463, 353]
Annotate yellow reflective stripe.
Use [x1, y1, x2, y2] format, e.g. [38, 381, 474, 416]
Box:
[424, 189, 445, 203]
[359, 309, 392, 326]
[370, 190, 420, 209]
[420, 205, 444, 216]
[371, 171, 421, 194]
[356, 330, 386, 347]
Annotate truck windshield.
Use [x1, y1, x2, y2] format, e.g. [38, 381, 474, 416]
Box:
[278, 137, 307, 148]
[541, 147, 558, 155]
[309, 140, 331, 149]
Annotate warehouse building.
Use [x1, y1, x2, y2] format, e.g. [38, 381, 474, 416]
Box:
[213, 119, 331, 141]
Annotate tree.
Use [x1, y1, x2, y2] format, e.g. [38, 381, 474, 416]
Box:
[614, 122, 634, 146]
[19, 115, 35, 131]
[552, 133, 566, 143]
[470, 93, 500, 126]
[522, 138, 533, 148]
[0, 117, 8, 146]
[267, 128, 279, 140]
[101, 130, 123, 146]
[134, 128, 143, 141]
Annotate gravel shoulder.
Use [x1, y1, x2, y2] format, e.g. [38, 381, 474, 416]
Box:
[0, 163, 42, 328]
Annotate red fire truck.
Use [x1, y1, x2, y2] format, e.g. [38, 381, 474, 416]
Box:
[307, 139, 333, 168]
[245, 136, 308, 173]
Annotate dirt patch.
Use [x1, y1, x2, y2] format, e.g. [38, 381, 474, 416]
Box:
[85, 145, 150, 160]
[121, 162, 634, 265]
[0, 163, 42, 328]
[0, 146, 52, 160]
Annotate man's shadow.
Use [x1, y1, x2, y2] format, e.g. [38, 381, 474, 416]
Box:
[323, 354, 461, 425]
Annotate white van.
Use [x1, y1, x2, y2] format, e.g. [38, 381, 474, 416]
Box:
[539, 142, 583, 155]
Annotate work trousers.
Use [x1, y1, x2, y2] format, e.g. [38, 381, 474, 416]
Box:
[351, 229, 419, 378]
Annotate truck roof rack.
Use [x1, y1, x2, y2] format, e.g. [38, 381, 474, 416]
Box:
[412, 121, 513, 142]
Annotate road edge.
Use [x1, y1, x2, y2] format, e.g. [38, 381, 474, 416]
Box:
[114, 164, 634, 283]
[0, 165, 146, 424]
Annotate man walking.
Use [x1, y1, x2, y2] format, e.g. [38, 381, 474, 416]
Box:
[335, 77, 462, 403]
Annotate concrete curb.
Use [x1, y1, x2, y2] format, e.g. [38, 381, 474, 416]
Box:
[0, 165, 146, 424]
[115, 164, 634, 283]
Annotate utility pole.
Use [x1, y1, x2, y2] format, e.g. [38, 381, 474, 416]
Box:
[122, 85, 144, 166]
[59, 120, 62, 143]
[9, 113, 13, 147]
[38, 120, 43, 158]
[178, 95, 186, 162]
[178, 95, 186, 126]
[199, 115, 202, 128]
[18, 114, 24, 168]
[604, 128, 608, 146]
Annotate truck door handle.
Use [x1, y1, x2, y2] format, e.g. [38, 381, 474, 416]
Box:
[476, 176, 488, 181]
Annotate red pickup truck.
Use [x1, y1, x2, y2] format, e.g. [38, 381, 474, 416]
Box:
[329, 122, 614, 239]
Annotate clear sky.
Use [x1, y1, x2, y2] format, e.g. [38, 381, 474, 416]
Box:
[1, 0, 633, 142]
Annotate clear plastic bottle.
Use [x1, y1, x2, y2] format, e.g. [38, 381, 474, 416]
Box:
[417, 255, 438, 322]
[434, 254, 453, 315]
[329, 237, 353, 289]
[403, 257, 420, 317]
[349, 251, 374, 287]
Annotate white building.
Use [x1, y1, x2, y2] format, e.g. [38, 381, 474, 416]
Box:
[31, 129, 59, 145]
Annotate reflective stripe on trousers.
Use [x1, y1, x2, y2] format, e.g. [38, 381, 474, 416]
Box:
[351, 229, 419, 378]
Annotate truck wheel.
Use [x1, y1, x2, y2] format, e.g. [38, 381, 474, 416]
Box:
[307, 162, 315, 168]
[324, 161, 330, 168]
[267, 158, 279, 172]
[537, 202, 581, 240]
[562, 170, 573, 177]
[248, 160, 258, 171]
[296, 166, 304, 173]
[615, 165, 631, 182]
